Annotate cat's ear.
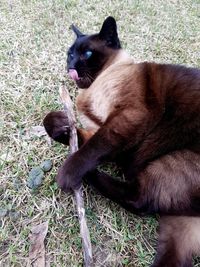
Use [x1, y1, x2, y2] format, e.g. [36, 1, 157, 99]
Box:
[70, 24, 84, 38]
[99, 16, 121, 48]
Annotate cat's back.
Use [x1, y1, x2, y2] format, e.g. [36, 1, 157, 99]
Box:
[76, 57, 200, 131]
[155, 63, 200, 110]
[92, 61, 200, 106]
[150, 62, 200, 92]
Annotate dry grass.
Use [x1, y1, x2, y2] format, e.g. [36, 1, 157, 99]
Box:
[0, 0, 200, 266]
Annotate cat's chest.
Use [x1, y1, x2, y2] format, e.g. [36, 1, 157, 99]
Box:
[76, 79, 120, 131]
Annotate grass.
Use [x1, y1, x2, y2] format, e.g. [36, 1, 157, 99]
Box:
[0, 0, 200, 266]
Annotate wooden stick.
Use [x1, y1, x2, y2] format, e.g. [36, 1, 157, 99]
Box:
[59, 85, 93, 267]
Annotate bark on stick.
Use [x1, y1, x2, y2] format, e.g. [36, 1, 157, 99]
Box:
[59, 85, 93, 267]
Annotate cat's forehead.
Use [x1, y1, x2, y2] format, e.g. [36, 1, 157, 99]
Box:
[69, 34, 99, 52]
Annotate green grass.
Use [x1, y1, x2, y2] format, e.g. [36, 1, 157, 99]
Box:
[0, 0, 200, 266]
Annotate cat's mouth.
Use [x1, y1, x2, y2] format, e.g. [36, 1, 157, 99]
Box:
[68, 69, 92, 88]
[68, 69, 80, 81]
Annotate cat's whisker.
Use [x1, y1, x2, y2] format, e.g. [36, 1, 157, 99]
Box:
[85, 72, 94, 81]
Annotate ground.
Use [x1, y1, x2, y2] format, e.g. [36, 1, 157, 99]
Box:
[0, 0, 200, 266]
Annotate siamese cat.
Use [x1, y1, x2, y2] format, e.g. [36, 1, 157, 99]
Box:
[43, 17, 200, 267]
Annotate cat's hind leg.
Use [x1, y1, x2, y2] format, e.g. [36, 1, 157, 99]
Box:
[86, 150, 200, 216]
[151, 216, 200, 267]
[86, 150, 200, 266]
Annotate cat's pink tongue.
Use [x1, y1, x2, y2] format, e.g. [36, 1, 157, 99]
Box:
[68, 69, 80, 81]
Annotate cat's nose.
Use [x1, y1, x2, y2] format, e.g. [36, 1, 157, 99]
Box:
[67, 63, 75, 71]
[67, 57, 77, 71]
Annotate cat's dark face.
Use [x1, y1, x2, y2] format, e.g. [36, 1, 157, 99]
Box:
[67, 16, 121, 88]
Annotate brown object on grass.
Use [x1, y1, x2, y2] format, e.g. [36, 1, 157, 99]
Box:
[59, 85, 93, 267]
[29, 221, 48, 267]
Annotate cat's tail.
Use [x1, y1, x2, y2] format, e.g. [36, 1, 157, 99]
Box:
[151, 216, 200, 267]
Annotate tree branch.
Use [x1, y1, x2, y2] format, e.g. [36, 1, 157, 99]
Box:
[59, 85, 93, 267]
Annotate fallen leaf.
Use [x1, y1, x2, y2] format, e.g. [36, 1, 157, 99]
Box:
[23, 125, 52, 145]
[29, 221, 48, 267]
[29, 126, 47, 138]
[23, 126, 47, 140]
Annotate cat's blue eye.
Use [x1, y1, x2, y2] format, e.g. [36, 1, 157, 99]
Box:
[68, 52, 74, 59]
[84, 50, 92, 59]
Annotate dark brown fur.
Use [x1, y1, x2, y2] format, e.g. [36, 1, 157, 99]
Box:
[43, 17, 200, 266]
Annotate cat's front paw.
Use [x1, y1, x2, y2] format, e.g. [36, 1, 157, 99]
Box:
[56, 153, 83, 192]
[43, 111, 70, 145]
